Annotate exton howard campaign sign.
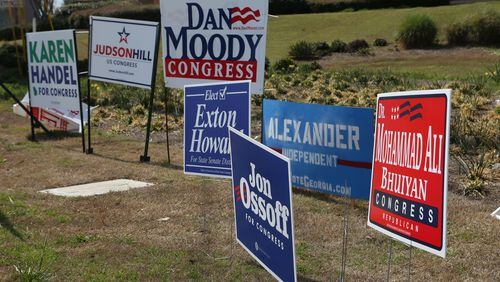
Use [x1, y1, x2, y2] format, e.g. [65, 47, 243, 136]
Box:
[229, 127, 296, 282]
[89, 16, 160, 89]
[367, 90, 451, 258]
[160, 0, 269, 94]
[26, 30, 81, 117]
[184, 81, 250, 178]
[263, 99, 374, 200]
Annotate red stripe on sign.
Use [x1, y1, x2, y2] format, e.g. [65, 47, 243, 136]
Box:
[338, 159, 372, 169]
[234, 186, 241, 202]
[270, 147, 282, 154]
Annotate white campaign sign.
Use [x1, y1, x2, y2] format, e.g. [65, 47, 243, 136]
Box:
[89, 16, 160, 89]
[160, 0, 269, 94]
[26, 30, 81, 118]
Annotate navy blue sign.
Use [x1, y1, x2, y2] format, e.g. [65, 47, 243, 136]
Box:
[184, 81, 250, 178]
[262, 99, 374, 200]
[229, 127, 296, 282]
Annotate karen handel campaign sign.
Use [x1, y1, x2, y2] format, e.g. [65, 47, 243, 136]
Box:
[160, 0, 269, 94]
[368, 90, 451, 258]
[263, 99, 374, 200]
[184, 81, 250, 178]
[89, 16, 160, 89]
[229, 127, 296, 282]
[26, 30, 81, 116]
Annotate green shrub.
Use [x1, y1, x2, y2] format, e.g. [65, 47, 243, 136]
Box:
[347, 39, 369, 53]
[297, 62, 322, 73]
[312, 41, 331, 57]
[446, 22, 473, 46]
[272, 58, 296, 74]
[289, 41, 317, 60]
[0, 44, 19, 68]
[330, 40, 347, 53]
[373, 38, 388, 47]
[469, 10, 500, 46]
[397, 14, 437, 49]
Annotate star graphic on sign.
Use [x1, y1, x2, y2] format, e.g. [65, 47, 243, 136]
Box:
[118, 27, 130, 44]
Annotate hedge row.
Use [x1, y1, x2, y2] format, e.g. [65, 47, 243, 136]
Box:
[269, 0, 450, 15]
[0, 7, 160, 40]
[0, 0, 451, 40]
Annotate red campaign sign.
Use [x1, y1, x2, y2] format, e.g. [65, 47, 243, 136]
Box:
[367, 90, 451, 258]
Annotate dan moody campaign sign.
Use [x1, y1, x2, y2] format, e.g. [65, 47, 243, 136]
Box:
[89, 16, 160, 89]
[262, 99, 374, 200]
[160, 0, 269, 94]
[26, 30, 81, 117]
[229, 127, 296, 282]
[184, 81, 251, 178]
[367, 90, 451, 258]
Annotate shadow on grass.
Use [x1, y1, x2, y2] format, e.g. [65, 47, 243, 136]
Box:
[292, 187, 369, 214]
[31, 130, 81, 141]
[91, 151, 183, 171]
[0, 210, 24, 240]
[292, 188, 345, 205]
[297, 274, 320, 282]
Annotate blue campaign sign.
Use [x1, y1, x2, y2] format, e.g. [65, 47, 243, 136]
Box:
[184, 81, 251, 178]
[262, 99, 374, 200]
[229, 127, 296, 282]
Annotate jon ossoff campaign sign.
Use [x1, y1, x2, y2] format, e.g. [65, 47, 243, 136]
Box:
[367, 90, 451, 258]
[229, 127, 296, 282]
[89, 16, 160, 89]
[160, 0, 269, 94]
[26, 30, 81, 118]
[184, 81, 251, 178]
[262, 99, 374, 200]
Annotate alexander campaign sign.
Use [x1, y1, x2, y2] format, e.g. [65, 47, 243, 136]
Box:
[89, 16, 160, 89]
[229, 127, 296, 282]
[367, 90, 451, 258]
[26, 30, 81, 117]
[263, 99, 374, 200]
[160, 0, 269, 94]
[184, 81, 250, 178]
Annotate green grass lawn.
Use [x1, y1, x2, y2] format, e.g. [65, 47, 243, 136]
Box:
[267, 1, 500, 61]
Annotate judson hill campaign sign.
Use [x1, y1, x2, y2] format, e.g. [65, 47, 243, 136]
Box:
[368, 90, 451, 258]
[160, 0, 269, 94]
[26, 30, 81, 117]
[229, 127, 296, 282]
[89, 16, 160, 89]
[184, 81, 250, 178]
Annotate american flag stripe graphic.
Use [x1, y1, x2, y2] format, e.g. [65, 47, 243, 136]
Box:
[230, 7, 261, 24]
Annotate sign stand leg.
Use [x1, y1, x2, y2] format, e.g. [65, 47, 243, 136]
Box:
[386, 239, 393, 282]
[73, 30, 85, 154]
[339, 180, 350, 282]
[141, 87, 156, 163]
[28, 92, 36, 141]
[86, 78, 93, 154]
[86, 27, 94, 155]
[140, 24, 160, 163]
[164, 86, 171, 164]
[0, 82, 50, 135]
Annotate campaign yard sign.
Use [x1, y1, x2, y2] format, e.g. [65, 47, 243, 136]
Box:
[367, 90, 451, 258]
[229, 127, 296, 282]
[89, 16, 160, 89]
[160, 0, 269, 94]
[262, 99, 374, 200]
[184, 81, 251, 178]
[26, 30, 81, 117]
